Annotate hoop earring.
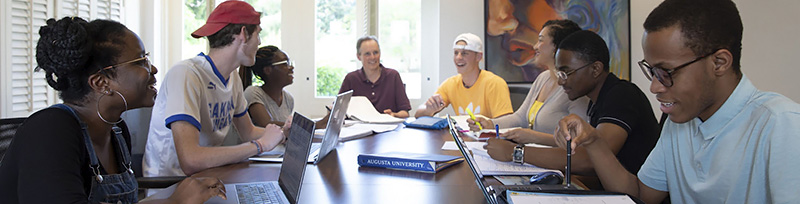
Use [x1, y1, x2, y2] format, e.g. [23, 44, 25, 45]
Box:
[97, 90, 128, 125]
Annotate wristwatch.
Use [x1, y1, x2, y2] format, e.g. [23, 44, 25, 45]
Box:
[512, 144, 524, 164]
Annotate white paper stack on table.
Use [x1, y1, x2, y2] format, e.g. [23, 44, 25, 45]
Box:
[447, 115, 520, 140]
[346, 96, 406, 124]
[315, 120, 399, 141]
[441, 141, 559, 176]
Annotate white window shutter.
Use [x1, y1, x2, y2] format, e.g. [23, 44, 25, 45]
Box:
[96, 0, 122, 21]
[7, 0, 53, 117]
[2, 0, 126, 117]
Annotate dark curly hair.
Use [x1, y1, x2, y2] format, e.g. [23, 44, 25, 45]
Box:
[247, 45, 281, 83]
[35, 17, 129, 104]
[558, 30, 610, 72]
[207, 23, 259, 48]
[644, 0, 742, 74]
[542, 19, 582, 51]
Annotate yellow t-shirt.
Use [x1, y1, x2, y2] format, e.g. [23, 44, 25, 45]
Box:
[527, 100, 545, 128]
[436, 70, 513, 118]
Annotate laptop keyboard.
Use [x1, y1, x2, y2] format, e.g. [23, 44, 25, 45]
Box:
[235, 183, 284, 204]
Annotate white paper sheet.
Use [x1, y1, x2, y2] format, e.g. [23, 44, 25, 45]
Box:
[346, 96, 406, 123]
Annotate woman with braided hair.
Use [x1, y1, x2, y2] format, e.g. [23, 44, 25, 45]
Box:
[244, 45, 329, 128]
[0, 17, 226, 203]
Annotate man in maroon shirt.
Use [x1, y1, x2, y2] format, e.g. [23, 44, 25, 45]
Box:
[339, 36, 412, 118]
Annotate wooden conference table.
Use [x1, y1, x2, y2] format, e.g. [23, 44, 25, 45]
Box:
[147, 126, 573, 203]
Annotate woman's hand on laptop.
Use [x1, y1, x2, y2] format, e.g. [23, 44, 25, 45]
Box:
[167, 177, 227, 203]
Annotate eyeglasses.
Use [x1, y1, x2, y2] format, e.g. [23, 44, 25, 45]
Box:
[98, 52, 152, 74]
[638, 49, 720, 87]
[556, 62, 593, 81]
[271, 60, 294, 67]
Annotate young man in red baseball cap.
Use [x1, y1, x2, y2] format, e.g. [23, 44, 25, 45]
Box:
[144, 0, 287, 179]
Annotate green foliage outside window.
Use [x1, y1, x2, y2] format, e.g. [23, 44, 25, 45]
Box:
[316, 65, 345, 97]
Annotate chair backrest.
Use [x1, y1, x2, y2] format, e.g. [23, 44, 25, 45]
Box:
[1, 117, 27, 163]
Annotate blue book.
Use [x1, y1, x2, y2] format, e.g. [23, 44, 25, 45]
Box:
[403, 116, 449, 129]
[357, 152, 464, 173]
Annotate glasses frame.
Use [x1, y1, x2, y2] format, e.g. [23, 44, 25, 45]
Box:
[271, 60, 294, 67]
[98, 52, 152, 75]
[556, 62, 594, 81]
[638, 49, 720, 87]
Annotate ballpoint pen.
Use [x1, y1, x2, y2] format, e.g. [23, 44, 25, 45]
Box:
[495, 124, 500, 138]
[465, 109, 482, 130]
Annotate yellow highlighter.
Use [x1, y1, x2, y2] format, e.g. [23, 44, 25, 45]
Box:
[465, 109, 482, 130]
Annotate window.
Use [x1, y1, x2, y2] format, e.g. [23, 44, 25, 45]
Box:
[248, 0, 282, 86]
[314, 0, 421, 98]
[378, 0, 421, 99]
[182, 0, 210, 60]
[182, 0, 281, 87]
[1, 0, 123, 117]
[314, 0, 357, 97]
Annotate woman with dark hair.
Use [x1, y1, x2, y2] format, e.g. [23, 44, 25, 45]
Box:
[470, 20, 591, 169]
[0, 17, 225, 203]
[245, 46, 328, 128]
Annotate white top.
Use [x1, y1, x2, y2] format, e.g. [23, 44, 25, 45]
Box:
[143, 53, 248, 177]
[243, 86, 294, 123]
[638, 76, 800, 203]
[491, 70, 590, 134]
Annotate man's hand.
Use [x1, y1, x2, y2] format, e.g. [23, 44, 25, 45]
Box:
[258, 124, 285, 151]
[425, 94, 446, 113]
[554, 114, 597, 154]
[483, 138, 518, 162]
[467, 117, 493, 132]
[168, 177, 227, 203]
[383, 109, 410, 118]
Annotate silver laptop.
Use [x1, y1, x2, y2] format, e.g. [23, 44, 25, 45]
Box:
[446, 114, 573, 204]
[207, 113, 315, 204]
[249, 90, 352, 164]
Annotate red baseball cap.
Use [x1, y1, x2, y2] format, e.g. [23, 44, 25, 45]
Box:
[191, 0, 261, 38]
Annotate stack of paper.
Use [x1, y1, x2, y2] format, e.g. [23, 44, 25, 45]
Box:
[346, 96, 406, 123]
[338, 122, 399, 141]
[506, 191, 636, 204]
[446, 115, 521, 140]
[441, 141, 559, 176]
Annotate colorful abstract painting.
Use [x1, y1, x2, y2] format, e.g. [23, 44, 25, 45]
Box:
[485, 0, 630, 82]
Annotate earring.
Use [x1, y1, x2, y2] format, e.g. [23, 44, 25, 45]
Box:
[96, 89, 128, 125]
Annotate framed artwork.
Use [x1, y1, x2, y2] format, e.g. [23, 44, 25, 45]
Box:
[485, 0, 631, 83]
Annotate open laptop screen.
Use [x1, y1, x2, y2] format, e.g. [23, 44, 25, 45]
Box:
[316, 90, 352, 164]
[278, 113, 315, 204]
[447, 114, 498, 204]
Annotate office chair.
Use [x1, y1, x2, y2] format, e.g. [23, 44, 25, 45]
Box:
[0, 117, 27, 164]
[117, 120, 185, 189]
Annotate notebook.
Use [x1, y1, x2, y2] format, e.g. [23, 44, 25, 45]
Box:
[446, 114, 573, 204]
[249, 91, 352, 164]
[207, 112, 315, 204]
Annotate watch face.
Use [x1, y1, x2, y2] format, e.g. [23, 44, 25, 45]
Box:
[513, 146, 523, 162]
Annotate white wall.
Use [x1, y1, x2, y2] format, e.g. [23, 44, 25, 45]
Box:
[290, 0, 800, 119]
[631, 0, 800, 119]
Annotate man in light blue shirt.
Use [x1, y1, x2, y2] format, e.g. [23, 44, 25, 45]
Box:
[553, 0, 800, 203]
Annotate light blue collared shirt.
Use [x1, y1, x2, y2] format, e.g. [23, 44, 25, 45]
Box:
[638, 75, 800, 204]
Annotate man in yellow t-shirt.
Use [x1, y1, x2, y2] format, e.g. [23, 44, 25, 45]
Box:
[415, 33, 513, 118]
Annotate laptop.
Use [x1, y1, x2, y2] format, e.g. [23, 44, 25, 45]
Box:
[446, 114, 573, 204]
[208, 113, 315, 204]
[249, 90, 352, 164]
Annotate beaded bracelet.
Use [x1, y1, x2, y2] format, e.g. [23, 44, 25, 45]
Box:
[250, 140, 262, 155]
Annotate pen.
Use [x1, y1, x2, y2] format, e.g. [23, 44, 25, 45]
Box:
[465, 109, 482, 130]
[566, 128, 573, 188]
[495, 124, 500, 138]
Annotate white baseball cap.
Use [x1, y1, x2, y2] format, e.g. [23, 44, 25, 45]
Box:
[453, 33, 483, 53]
